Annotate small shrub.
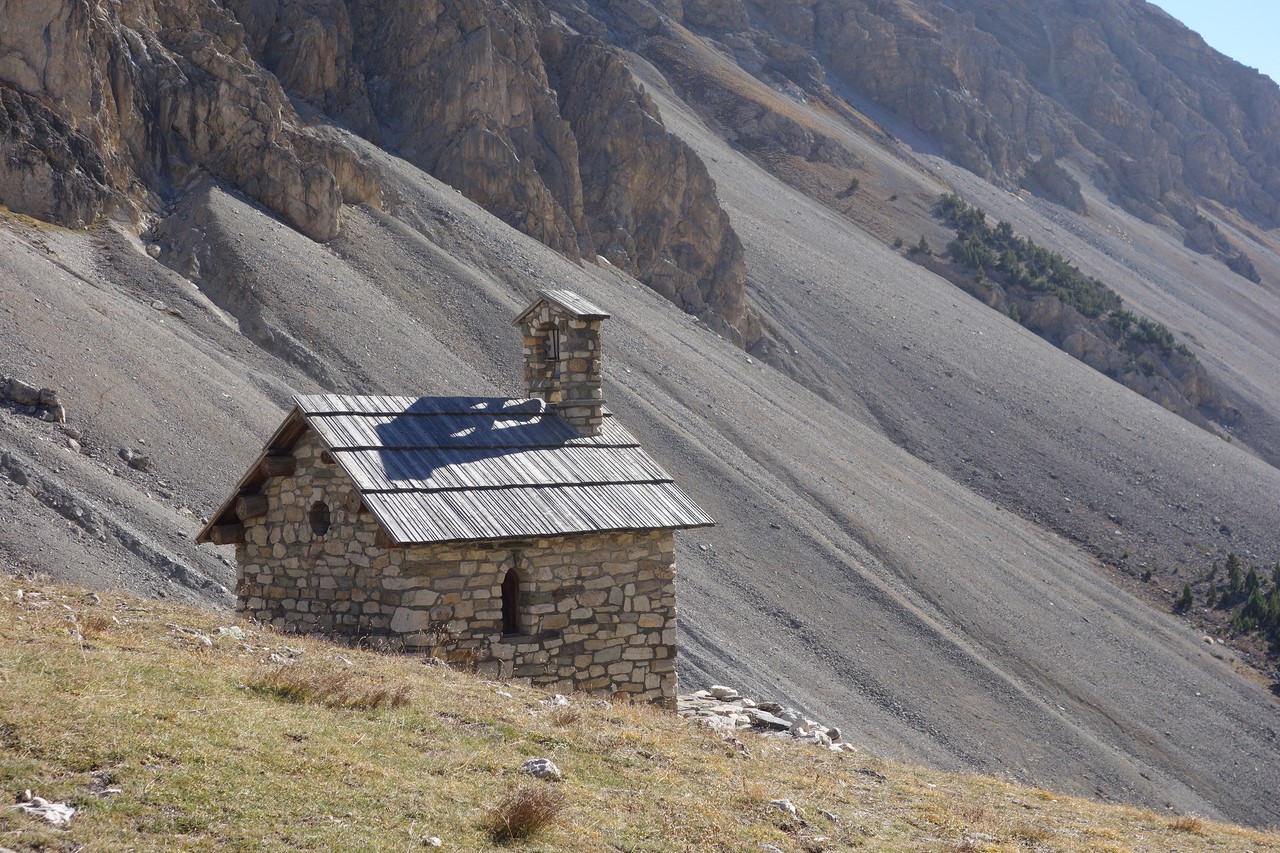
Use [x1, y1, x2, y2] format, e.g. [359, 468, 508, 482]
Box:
[548, 705, 581, 727]
[245, 664, 412, 710]
[1169, 815, 1203, 834]
[892, 236, 905, 249]
[483, 784, 566, 842]
[79, 611, 118, 637]
[1174, 583, 1194, 612]
[1014, 822, 1051, 842]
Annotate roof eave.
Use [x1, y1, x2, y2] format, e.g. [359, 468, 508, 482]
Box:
[195, 405, 313, 544]
[382, 519, 715, 549]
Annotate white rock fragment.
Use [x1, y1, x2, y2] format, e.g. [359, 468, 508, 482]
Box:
[520, 758, 562, 781]
[769, 798, 797, 817]
[12, 791, 75, 826]
[677, 685, 852, 754]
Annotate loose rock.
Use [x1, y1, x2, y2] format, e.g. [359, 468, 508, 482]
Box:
[12, 791, 75, 826]
[119, 448, 152, 471]
[769, 798, 797, 817]
[519, 758, 562, 781]
[678, 685, 848, 752]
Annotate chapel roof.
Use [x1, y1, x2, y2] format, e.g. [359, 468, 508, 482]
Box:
[197, 393, 713, 546]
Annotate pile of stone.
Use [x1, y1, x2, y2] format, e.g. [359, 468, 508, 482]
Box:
[1, 376, 65, 423]
[676, 685, 855, 752]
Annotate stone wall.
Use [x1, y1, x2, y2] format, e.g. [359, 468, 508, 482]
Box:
[236, 429, 678, 703]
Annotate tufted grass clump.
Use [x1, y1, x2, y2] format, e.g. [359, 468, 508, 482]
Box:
[482, 784, 566, 842]
[1171, 815, 1205, 834]
[245, 663, 412, 710]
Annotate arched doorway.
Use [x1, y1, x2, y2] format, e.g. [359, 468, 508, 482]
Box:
[501, 568, 521, 636]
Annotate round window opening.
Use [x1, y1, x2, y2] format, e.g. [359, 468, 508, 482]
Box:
[309, 501, 331, 536]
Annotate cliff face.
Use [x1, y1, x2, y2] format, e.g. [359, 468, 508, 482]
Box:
[669, 0, 1280, 230]
[0, 0, 379, 240]
[0, 0, 756, 344]
[4, 0, 1274, 341]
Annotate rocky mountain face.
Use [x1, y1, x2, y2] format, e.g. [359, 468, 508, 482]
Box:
[0, 0, 379, 239]
[0, 0, 756, 344]
[617, 0, 1279, 278]
[706, 0, 1274, 222]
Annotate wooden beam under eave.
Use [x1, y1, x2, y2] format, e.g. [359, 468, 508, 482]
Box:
[235, 494, 269, 520]
[208, 523, 246, 546]
[260, 455, 296, 477]
[375, 529, 402, 549]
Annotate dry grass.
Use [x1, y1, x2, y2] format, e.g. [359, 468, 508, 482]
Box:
[244, 663, 412, 710]
[547, 704, 581, 727]
[1, 575, 1279, 852]
[482, 783, 566, 842]
[1170, 815, 1205, 834]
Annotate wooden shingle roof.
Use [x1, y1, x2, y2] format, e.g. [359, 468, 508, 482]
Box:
[198, 394, 713, 546]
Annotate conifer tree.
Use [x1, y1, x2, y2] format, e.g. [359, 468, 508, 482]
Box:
[1226, 552, 1243, 598]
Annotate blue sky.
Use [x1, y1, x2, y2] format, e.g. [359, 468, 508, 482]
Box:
[1151, 1, 1280, 84]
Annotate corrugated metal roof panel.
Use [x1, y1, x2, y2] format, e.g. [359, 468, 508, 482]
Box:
[365, 482, 713, 545]
[334, 445, 670, 492]
[297, 395, 542, 417]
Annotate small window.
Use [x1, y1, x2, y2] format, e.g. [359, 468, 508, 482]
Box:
[309, 501, 331, 536]
[501, 569, 521, 636]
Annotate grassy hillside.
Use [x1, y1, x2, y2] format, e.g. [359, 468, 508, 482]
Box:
[1, 574, 1276, 852]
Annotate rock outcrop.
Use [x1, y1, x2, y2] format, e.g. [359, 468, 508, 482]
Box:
[0, 0, 757, 345]
[582, 0, 1279, 280]
[543, 31, 753, 341]
[0, 85, 113, 228]
[0, 0, 382, 239]
[1, 377, 65, 423]
[720, 0, 1280, 229]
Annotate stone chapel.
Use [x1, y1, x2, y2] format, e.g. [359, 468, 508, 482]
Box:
[198, 289, 713, 704]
